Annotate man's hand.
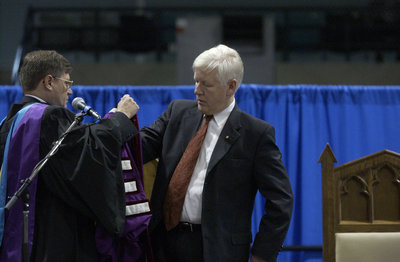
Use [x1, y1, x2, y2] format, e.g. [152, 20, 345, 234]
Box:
[251, 255, 267, 262]
[116, 94, 139, 119]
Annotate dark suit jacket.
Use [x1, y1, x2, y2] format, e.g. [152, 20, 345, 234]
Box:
[141, 99, 293, 262]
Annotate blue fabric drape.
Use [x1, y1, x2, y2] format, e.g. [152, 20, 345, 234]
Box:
[2, 84, 400, 262]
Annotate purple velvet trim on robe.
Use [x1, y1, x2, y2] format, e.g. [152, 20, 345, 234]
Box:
[0, 103, 48, 262]
[96, 113, 152, 262]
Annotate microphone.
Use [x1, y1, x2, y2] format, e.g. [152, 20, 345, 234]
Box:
[72, 97, 101, 120]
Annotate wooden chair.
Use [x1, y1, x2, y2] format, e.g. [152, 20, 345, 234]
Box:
[319, 144, 400, 262]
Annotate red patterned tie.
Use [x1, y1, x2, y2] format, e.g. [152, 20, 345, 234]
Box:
[163, 115, 212, 231]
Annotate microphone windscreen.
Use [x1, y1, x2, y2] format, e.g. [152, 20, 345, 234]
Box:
[72, 97, 85, 110]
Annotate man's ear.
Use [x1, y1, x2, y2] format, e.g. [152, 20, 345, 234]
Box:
[227, 79, 238, 96]
[43, 74, 53, 90]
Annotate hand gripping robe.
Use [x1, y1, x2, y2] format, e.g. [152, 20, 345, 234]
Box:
[0, 100, 136, 262]
[96, 110, 153, 262]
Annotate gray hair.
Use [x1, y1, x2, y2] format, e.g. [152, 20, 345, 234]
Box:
[19, 50, 72, 92]
[192, 44, 244, 87]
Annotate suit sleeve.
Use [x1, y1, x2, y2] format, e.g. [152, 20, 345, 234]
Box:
[251, 124, 293, 261]
[39, 106, 136, 235]
[140, 101, 174, 163]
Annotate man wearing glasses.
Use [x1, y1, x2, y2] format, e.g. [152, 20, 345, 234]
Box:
[0, 50, 140, 261]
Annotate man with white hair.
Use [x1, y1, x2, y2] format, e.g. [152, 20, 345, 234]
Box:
[140, 44, 293, 262]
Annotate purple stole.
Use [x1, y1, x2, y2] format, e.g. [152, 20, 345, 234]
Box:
[96, 111, 152, 262]
[0, 103, 48, 262]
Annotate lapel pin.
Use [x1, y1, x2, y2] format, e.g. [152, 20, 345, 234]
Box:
[225, 135, 230, 140]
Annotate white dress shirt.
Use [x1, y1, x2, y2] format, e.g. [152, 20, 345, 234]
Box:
[25, 94, 46, 103]
[180, 100, 235, 223]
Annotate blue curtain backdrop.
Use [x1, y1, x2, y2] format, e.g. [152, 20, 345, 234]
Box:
[1, 84, 400, 262]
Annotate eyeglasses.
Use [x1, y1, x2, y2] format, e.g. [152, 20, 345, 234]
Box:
[53, 76, 73, 88]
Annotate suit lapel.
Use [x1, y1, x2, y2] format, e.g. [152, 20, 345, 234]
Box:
[179, 107, 204, 154]
[207, 105, 241, 173]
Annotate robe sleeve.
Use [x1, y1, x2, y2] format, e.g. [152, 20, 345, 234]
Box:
[39, 106, 136, 235]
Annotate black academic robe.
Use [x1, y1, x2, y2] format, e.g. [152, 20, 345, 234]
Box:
[0, 96, 137, 262]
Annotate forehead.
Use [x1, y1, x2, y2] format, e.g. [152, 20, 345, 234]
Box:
[194, 69, 217, 81]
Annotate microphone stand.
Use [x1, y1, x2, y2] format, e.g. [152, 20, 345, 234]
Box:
[4, 111, 86, 262]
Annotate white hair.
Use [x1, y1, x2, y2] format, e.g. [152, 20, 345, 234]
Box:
[192, 44, 244, 87]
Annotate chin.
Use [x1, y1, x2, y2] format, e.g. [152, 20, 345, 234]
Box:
[197, 105, 207, 114]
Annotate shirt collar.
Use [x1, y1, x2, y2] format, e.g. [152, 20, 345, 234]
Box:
[211, 99, 235, 127]
[25, 94, 47, 103]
